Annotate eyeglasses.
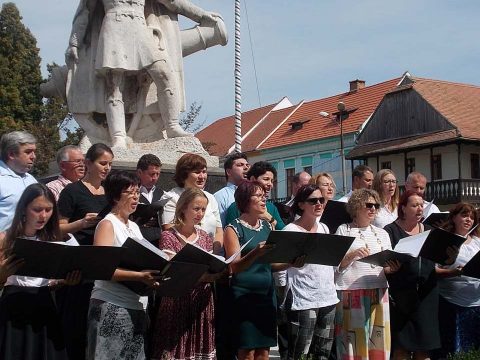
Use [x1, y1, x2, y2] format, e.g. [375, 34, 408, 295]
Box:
[63, 159, 85, 164]
[383, 179, 398, 185]
[304, 197, 326, 205]
[365, 202, 380, 210]
[122, 190, 140, 197]
[251, 193, 266, 200]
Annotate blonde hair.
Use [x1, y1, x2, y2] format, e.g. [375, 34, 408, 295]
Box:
[310, 172, 336, 188]
[372, 169, 399, 211]
[173, 188, 208, 227]
[347, 188, 381, 220]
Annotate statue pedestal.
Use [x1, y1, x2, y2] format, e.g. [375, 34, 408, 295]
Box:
[79, 135, 219, 168]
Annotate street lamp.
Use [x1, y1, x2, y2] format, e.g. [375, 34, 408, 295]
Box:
[320, 102, 348, 195]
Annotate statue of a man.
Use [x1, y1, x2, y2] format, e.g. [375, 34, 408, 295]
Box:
[65, 0, 226, 148]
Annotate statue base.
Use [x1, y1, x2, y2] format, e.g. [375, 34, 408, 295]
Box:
[79, 135, 219, 169]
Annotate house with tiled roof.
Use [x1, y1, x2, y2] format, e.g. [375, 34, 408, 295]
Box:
[197, 76, 402, 199]
[347, 73, 480, 206]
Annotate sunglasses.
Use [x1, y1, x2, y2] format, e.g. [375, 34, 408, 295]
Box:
[365, 202, 380, 210]
[304, 197, 326, 205]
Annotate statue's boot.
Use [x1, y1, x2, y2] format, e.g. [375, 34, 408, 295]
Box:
[106, 99, 128, 148]
[181, 17, 228, 57]
[157, 88, 192, 138]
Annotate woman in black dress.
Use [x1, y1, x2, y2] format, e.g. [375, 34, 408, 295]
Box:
[383, 190, 439, 360]
[0, 184, 81, 359]
[57, 143, 114, 360]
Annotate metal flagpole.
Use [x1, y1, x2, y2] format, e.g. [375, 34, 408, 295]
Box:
[234, 0, 242, 152]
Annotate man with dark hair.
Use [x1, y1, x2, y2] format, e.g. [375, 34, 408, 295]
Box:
[46, 145, 85, 201]
[132, 153, 164, 244]
[214, 152, 249, 227]
[0, 131, 38, 231]
[338, 164, 374, 202]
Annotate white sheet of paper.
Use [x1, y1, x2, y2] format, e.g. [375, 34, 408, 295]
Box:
[393, 230, 431, 257]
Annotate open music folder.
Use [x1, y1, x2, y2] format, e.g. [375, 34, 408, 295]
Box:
[257, 230, 355, 266]
[12, 238, 123, 280]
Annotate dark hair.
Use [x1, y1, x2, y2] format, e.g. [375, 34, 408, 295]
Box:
[173, 153, 207, 187]
[291, 184, 320, 216]
[85, 143, 114, 162]
[442, 202, 478, 234]
[3, 183, 60, 253]
[352, 164, 373, 181]
[136, 153, 162, 171]
[246, 161, 277, 180]
[235, 180, 264, 214]
[223, 152, 248, 180]
[104, 171, 141, 207]
[397, 190, 423, 220]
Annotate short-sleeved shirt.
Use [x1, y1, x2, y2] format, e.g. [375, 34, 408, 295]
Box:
[57, 181, 108, 245]
[0, 160, 37, 231]
[46, 175, 72, 202]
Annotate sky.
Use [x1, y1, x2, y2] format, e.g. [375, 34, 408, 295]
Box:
[5, 0, 480, 129]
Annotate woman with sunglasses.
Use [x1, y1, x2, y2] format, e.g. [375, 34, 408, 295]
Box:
[310, 172, 336, 203]
[372, 169, 399, 228]
[281, 184, 338, 359]
[436, 203, 480, 358]
[335, 188, 399, 360]
[0, 183, 81, 360]
[383, 191, 439, 360]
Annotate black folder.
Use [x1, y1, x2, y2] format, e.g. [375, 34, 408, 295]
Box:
[320, 200, 352, 234]
[418, 228, 466, 265]
[461, 250, 480, 279]
[120, 237, 208, 296]
[257, 230, 355, 266]
[422, 212, 449, 228]
[359, 249, 414, 267]
[12, 238, 123, 280]
[131, 199, 170, 224]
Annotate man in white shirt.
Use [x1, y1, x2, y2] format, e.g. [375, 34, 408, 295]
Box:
[46, 145, 85, 201]
[133, 154, 164, 244]
[405, 171, 440, 218]
[338, 165, 374, 202]
[214, 152, 249, 227]
[0, 131, 38, 231]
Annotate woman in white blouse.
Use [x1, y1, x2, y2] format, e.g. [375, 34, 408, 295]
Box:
[162, 153, 223, 253]
[372, 169, 399, 228]
[335, 188, 400, 360]
[281, 184, 338, 360]
[436, 203, 480, 357]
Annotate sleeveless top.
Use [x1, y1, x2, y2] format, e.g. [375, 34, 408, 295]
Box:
[91, 213, 148, 310]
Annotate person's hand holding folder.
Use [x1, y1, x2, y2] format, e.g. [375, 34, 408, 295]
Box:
[340, 247, 370, 270]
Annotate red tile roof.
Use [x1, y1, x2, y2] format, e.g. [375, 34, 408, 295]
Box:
[258, 78, 401, 150]
[411, 78, 480, 139]
[195, 102, 277, 156]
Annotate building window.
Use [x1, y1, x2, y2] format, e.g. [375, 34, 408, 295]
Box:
[381, 161, 391, 170]
[471, 154, 480, 179]
[432, 154, 442, 180]
[285, 168, 295, 197]
[406, 158, 415, 174]
[303, 166, 312, 175]
[271, 178, 278, 200]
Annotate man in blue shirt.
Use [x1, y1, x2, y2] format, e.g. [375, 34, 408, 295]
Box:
[0, 131, 38, 231]
[214, 152, 249, 227]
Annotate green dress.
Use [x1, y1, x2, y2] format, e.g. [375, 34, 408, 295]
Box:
[227, 218, 277, 349]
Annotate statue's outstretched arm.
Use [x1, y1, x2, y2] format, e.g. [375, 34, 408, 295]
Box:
[66, 0, 94, 65]
[156, 0, 221, 25]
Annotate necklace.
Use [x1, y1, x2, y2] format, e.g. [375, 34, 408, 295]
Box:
[351, 223, 384, 268]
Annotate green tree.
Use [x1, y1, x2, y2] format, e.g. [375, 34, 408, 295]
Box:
[180, 101, 205, 133]
[0, 2, 42, 132]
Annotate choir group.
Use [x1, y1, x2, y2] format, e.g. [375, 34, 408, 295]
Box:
[0, 130, 479, 360]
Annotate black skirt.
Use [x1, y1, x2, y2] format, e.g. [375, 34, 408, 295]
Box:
[0, 285, 68, 360]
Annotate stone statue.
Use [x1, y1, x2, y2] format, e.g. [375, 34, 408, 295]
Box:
[57, 0, 227, 148]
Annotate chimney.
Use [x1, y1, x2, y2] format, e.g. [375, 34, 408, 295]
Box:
[349, 79, 366, 92]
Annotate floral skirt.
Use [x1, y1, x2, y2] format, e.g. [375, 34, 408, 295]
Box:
[86, 299, 147, 360]
[335, 288, 390, 360]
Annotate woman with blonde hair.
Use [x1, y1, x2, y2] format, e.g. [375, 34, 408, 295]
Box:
[310, 172, 336, 203]
[152, 187, 219, 360]
[372, 169, 399, 228]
